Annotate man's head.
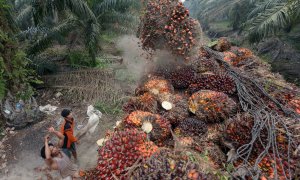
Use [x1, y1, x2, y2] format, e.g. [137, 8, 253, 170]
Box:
[40, 143, 60, 159]
[61, 109, 72, 118]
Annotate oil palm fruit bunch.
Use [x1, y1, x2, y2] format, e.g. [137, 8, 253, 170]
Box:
[233, 154, 297, 180]
[175, 118, 207, 139]
[122, 93, 158, 114]
[225, 113, 270, 154]
[188, 90, 237, 123]
[212, 37, 231, 52]
[124, 111, 171, 143]
[190, 57, 221, 74]
[188, 73, 236, 95]
[154, 64, 196, 89]
[130, 149, 210, 179]
[137, 0, 199, 60]
[87, 129, 158, 179]
[163, 94, 189, 125]
[223, 47, 255, 67]
[135, 76, 174, 96]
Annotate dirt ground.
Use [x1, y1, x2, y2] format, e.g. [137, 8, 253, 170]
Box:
[0, 94, 120, 180]
[0, 35, 150, 180]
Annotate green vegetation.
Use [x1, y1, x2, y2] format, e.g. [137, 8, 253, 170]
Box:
[187, 0, 300, 43]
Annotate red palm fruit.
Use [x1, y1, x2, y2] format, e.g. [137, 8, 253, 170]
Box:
[213, 37, 231, 52]
[136, 76, 174, 96]
[188, 90, 237, 123]
[122, 93, 158, 114]
[163, 94, 189, 125]
[188, 73, 236, 95]
[85, 129, 158, 179]
[130, 149, 215, 179]
[124, 111, 171, 143]
[175, 118, 207, 139]
[189, 57, 221, 74]
[153, 64, 196, 89]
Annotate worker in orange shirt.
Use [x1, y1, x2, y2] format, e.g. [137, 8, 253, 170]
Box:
[60, 109, 79, 161]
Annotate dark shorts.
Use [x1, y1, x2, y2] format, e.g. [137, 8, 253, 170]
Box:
[70, 142, 76, 152]
[61, 142, 76, 158]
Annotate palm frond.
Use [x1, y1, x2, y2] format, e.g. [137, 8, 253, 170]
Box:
[16, 5, 33, 25]
[85, 21, 100, 64]
[247, 2, 292, 41]
[28, 17, 79, 55]
[66, 0, 97, 21]
[247, 0, 286, 19]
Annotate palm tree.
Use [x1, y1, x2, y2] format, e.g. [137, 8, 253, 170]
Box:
[15, 0, 139, 65]
[186, 0, 300, 42]
[246, 0, 300, 42]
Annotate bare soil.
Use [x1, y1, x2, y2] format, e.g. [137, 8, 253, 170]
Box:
[0, 91, 120, 180]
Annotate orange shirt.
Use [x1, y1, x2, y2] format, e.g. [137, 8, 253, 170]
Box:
[60, 118, 77, 148]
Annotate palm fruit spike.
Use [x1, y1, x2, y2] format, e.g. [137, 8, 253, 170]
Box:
[175, 118, 207, 138]
[130, 149, 215, 179]
[86, 129, 158, 179]
[188, 90, 237, 123]
[122, 92, 158, 114]
[163, 94, 189, 125]
[188, 73, 236, 95]
[213, 37, 231, 52]
[124, 111, 171, 143]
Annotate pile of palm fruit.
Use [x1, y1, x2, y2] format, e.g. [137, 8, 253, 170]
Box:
[85, 0, 300, 179]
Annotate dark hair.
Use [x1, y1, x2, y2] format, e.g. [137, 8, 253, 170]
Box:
[61, 109, 71, 118]
[40, 143, 54, 159]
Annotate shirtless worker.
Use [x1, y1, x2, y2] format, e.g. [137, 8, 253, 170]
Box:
[40, 127, 82, 179]
[60, 109, 79, 160]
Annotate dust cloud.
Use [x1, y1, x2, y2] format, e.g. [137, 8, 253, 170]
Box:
[115, 35, 180, 82]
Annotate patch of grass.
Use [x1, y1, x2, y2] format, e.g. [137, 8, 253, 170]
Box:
[115, 69, 138, 83]
[95, 57, 110, 69]
[67, 51, 94, 68]
[95, 100, 123, 116]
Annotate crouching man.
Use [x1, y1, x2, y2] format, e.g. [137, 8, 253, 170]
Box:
[40, 127, 83, 179]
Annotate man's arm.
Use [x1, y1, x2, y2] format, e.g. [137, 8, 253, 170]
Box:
[44, 135, 59, 170]
[48, 127, 65, 148]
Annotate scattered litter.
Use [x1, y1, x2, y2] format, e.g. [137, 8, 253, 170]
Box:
[39, 104, 58, 114]
[4, 110, 10, 114]
[76, 105, 102, 138]
[55, 92, 63, 98]
[86, 105, 102, 134]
